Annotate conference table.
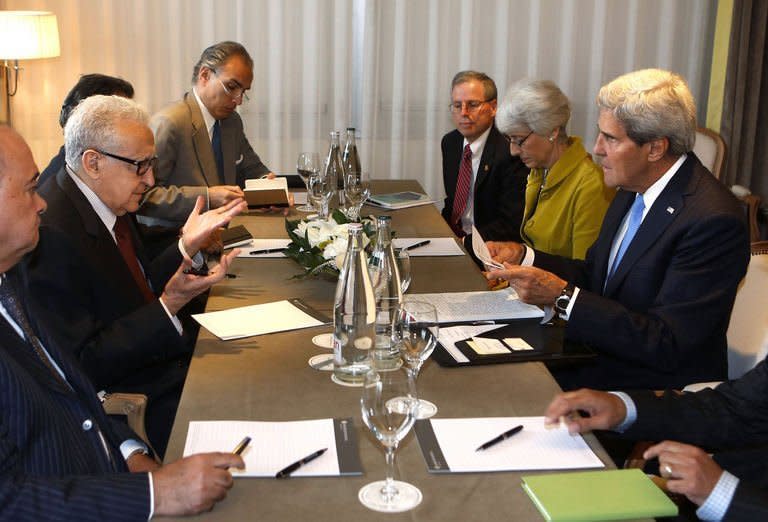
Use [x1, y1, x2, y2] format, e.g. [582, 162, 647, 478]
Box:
[163, 180, 635, 521]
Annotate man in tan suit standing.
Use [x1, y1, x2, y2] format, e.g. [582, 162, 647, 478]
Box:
[139, 41, 272, 229]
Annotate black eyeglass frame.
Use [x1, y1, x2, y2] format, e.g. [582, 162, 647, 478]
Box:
[91, 149, 158, 176]
[508, 131, 534, 148]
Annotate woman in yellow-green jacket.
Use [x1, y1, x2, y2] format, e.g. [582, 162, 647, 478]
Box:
[495, 79, 614, 259]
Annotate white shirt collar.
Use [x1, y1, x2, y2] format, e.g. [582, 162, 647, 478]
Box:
[462, 125, 493, 156]
[639, 153, 687, 213]
[66, 166, 119, 238]
[192, 87, 217, 140]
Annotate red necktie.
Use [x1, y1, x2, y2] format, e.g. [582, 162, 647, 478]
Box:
[451, 144, 473, 236]
[113, 215, 156, 303]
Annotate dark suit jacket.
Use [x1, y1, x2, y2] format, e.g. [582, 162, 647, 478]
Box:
[0, 267, 150, 521]
[139, 91, 270, 227]
[624, 359, 768, 521]
[537, 154, 749, 390]
[28, 168, 190, 398]
[38, 145, 65, 188]
[441, 126, 527, 242]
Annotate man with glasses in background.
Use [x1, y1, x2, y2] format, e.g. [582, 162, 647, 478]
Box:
[440, 70, 527, 249]
[139, 41, 273, 229]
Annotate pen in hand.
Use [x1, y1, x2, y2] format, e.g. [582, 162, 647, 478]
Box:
[402, 239, 431, 251]
[475, 425, 523, 451]
[275, 447, 328, 479]
[232, 436, 251, 456]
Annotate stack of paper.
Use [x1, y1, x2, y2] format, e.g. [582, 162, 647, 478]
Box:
[410, 288, 544, 323]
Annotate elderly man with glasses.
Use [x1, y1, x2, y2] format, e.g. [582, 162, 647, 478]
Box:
[139, 41, 273, 229]
[27, 94, 246, 457]
[440, 70, 527, 249]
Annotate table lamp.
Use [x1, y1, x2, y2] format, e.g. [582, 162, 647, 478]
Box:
[0, 10, 60, 126]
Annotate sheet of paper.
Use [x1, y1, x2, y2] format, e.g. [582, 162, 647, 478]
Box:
[438, 324, 504, 363]
[183, 419, 340, 477]
[392, 237, 464, 256]
[471, 225, 503, 269]
[235, 238, 291, 258]
[411, 288, 544, 323]
[504, 337, 534, 351]
[292, 191, 308, 205]
[468, 337, 510, 355]
[430, 417, 604, 472]
[192, 300, 323, 340]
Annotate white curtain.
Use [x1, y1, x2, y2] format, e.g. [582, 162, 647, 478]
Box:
[3, 0, 716, 205]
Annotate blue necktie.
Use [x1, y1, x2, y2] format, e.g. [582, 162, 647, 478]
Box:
[608, 193, 645, 280]
[212, 120, 224, 181]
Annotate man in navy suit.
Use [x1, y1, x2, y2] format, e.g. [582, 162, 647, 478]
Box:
[0, 124, 243, 520]
[544, 358, 768, 521]
[441, 70, 527, 244]
[487, 69, 749, 390]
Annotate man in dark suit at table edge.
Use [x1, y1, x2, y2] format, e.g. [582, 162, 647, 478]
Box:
[545, 357, 768, 521]
[441, 70, 527, 248]
[0, 124, 243, 520]
[487, 68, 749, 391]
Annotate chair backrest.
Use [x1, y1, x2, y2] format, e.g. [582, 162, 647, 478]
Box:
[693, 127, 726, 180]
[726, 241, 768, 379]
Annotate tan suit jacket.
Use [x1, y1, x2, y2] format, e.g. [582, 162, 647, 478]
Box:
[138, 92, 269, 227]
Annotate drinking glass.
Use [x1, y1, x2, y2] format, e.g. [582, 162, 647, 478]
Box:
[308, 169, 334, 220]
[343, 170, 370, 221]
[396, 249, 411, 293]
[394, 300, 439, 419]
[296, 152, 320, 212]
[359, 367, 422, 512]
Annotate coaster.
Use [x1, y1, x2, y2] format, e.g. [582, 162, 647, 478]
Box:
[308, 353, 334, 371]
[330, 374, 363, 387]
[312, 333, 334, 350]
[415, 399, 438, 419]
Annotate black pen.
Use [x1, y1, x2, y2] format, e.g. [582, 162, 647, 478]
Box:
[249, 247, 288, 255]
[475, 425, 523, 451]
[225, 273, 237, 279]
[275, 447, 327, 479]
[232, 436, 251, 456]
[403, 239, 431, 251]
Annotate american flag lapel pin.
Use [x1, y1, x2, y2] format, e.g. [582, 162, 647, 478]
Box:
[484, 164, 490, 172]
[666, 206, 675, 214]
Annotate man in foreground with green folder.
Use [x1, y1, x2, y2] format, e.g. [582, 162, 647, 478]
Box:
[544, 359, 768, 521]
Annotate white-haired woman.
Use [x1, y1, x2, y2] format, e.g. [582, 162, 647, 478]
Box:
[492, 79, 614, 260]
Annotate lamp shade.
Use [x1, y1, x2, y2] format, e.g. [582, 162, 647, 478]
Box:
[0, 11, 60, 60]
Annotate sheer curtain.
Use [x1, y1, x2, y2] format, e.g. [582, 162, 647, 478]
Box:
[3, 0, 716, 205]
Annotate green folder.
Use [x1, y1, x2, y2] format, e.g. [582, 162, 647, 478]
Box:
[521, 469, 678, 521]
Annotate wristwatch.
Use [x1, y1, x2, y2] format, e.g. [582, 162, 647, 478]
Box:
[554, 283, 575, 317]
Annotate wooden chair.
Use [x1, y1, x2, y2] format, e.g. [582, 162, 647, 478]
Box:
[102, 392, 160, 462]
[693, 127, 726, 180]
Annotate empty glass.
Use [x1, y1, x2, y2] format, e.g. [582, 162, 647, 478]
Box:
[343, 170, 370, 221]
[394, 300, 439, 419]
[359, 367, 422, 512]
[308, 169, 334, 220]
[396, 248, 411, 293]
[296, 152, 320, 212]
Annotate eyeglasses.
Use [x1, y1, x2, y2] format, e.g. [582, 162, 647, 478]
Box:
[449, 100, 490, 113]
[93, 149, 158, 176]
[215, 75, 250, 102]
[508, 131, 534, 148]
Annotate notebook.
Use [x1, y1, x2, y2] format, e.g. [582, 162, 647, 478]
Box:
[521, 469, 678, 521]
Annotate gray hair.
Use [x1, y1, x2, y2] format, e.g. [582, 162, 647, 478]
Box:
[496, 78, 571, 138]
[596, 68, 696, 155]
[192, 41, 254, 84]
[64, 95, 149, 169]
[451, 71, 497, 101]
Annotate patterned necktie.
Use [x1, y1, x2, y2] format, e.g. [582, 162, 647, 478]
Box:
[212, 120, 224, 181]
[608, 193, 645, 280]
[451, 144, 473, 236]
[0, 275, 70, 390]
[113, 215, 156, 303]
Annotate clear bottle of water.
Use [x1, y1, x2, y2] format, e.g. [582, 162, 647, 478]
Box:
[368, 216, 403, 369]
[325, 131, 345, 210]
[342, 127, 361, 176]
[333, 223, 375, 384]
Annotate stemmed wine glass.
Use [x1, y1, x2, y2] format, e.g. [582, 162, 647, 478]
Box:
[396, 249, 411, 293]
[393, 300, 439, 419]
[343, 170, 370, 221]
[296, 152, 320, 212]
[308, 168, 334, 220]
[359, 367, 422, 512]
